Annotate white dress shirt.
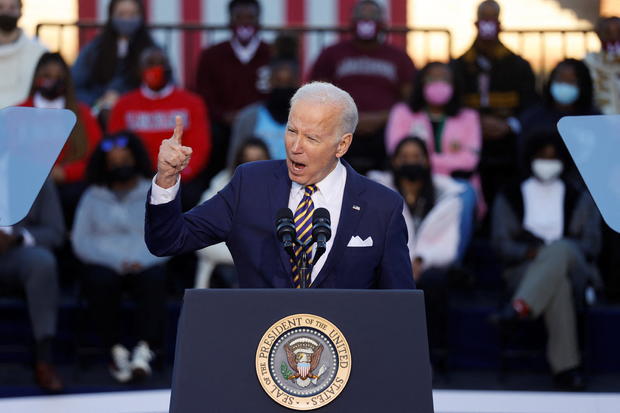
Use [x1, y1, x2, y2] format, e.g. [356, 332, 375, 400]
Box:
[287, 161, 346, 282]
[150, 161, 348, 282]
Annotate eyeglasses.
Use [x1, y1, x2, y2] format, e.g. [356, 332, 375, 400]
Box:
[101, 136, 129, 152]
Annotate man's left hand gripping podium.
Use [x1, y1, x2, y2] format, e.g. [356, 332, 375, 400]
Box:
[0, 106, 76, 225]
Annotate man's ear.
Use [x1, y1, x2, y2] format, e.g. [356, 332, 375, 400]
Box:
[335, 133, 352, 158]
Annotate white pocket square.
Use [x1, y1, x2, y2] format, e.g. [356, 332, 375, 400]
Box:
[347, 235, 373, 247]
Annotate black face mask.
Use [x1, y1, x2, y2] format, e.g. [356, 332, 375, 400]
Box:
[266, 87, 297, 124]
[393, 164, 431, 183]
[0, 14, 18, 33]
[107, 165, 137, 183]
[36, 79, 66, 100]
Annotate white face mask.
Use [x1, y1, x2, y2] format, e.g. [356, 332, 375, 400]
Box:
[531, 159, 563, 182]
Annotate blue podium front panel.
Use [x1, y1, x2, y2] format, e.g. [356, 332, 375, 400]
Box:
[170, 289, 433, 413]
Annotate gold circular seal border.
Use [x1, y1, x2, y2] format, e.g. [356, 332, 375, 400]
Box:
[255, 313, 352, 411]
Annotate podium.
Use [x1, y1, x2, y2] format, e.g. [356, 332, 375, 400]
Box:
[169, 289, 434, 412]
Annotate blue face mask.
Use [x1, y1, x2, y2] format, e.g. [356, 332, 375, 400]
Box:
[550, 82, 579, 105]
[112, 17, 142, 37]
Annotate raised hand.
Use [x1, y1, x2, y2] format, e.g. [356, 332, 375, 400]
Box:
[155, 115, 193, 188]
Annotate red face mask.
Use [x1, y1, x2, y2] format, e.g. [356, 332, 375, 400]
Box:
[142, 65, 167, 91]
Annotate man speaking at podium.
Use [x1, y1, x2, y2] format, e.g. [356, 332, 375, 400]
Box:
[145, 82, 414, 289]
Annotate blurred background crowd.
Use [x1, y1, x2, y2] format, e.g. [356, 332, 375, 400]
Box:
[2, 0, 620, 395]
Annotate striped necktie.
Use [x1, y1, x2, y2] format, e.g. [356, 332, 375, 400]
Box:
[291, 185, 317, 288]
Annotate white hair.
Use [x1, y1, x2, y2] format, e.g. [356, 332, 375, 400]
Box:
[290, 81, 358, 138]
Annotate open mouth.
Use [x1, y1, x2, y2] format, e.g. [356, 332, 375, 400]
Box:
[291, 161, 306, 173]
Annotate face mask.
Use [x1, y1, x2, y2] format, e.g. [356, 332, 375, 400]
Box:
[550, 82, 579, 106]
[531, 159, 563, 182]
[477, 19, 499, 40]
[233, 25, 256, 43]
[107, 165, 137, 183]
[35, 78, 66, 100]
[394, 164, 430, 183]
[112, 17, 142, 37]
[423, 81, 453, 106]
[142, 65, 169, 91]
[354, 20, 379, 41]
[0, 14, 18, 32]
[266, 87, 296, 124]
[602, 40, 620, 58]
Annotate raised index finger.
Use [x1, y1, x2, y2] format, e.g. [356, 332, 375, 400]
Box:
[171, 115, 184, 144]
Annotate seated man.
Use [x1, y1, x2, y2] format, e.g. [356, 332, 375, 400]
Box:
[227, 52, 300, 165]
[309, 0, 416, 174]
[491, 130, 601, 390]
[0, 179, 65, 392]
[108, 46, 211, 208]
[145, 82, 415, 289]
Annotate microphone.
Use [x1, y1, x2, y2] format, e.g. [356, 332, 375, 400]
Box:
[275, 208, 296, 261]
[312, 208, 331, 264]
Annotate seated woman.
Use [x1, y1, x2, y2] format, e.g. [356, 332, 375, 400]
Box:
[520, 58, 599, 139]
[195, 137, 271, 288]
[368, 137, 473, 354]
[385, 61, 484, 216]
[72, 0, 155, 119]
[19, 52, 102, 226]
[491, 130, 602, 390]
[71, 132, 168, 383]
[518, 58, 599, 186]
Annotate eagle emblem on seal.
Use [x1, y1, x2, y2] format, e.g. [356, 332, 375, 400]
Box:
[282, 337, 327, 388]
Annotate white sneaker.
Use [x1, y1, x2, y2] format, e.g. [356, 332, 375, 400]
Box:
[130, 341, 154, 379]
[109, 344, 132, 383]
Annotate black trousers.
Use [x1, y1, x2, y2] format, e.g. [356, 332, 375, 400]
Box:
[81, 264, 166, 349]
[417, 267, 449, 352]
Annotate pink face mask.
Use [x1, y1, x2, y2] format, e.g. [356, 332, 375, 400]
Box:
[423, 81, 453, 106]
[477, 19, 499, 40]
[234, 24, 256, 43]
[603, 40, 620, 57]
[355, 20, 378, 41]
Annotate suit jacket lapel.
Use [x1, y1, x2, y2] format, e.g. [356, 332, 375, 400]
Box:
[269, 161, 295, 287]
[312, 161, 366, 288]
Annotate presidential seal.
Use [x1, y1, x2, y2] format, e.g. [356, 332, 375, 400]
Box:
[255, 314, 351, 410]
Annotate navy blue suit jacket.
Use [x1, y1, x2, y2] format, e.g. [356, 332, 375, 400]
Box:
[145, 160, 415, 289]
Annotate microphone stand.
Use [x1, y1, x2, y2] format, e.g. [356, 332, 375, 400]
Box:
[299, 246, 310, 289]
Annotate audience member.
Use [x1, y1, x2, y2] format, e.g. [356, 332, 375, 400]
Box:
[195, 138, 271, 289]
[519, 59, 599, 186]
[309, 0, 416, 174]
[0, 179, 65, 392]
[491, 131, 602, 391]
[584, 16, 620, 114]
[108, 47, 211, 208]
[520, 59, 598, 139]
[72, 0, 155, 118]
[453, 0, 537, 208]
[227, 56, 300, 166]
[369, 137, 472, 353]
[71, 132, 167, 383]
[386, 61, 484, 216]
[19, 52, 103, 226]
[0, 0, 46, 108]
[195, 0, 271, 177]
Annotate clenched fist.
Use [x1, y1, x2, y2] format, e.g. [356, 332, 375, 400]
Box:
[155, 115, 193, 188]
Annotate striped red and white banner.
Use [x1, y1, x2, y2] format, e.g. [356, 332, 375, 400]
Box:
[78, 0, 408, 87]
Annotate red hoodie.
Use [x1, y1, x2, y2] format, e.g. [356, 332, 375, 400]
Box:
[108, 86, 211, 180]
